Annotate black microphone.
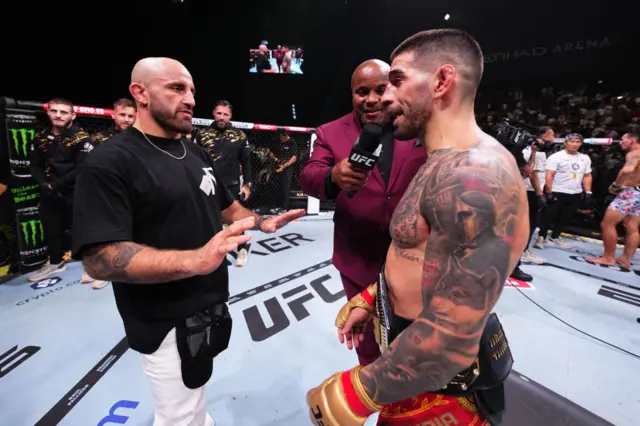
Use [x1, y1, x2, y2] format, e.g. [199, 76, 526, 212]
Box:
[347, 123, 383, 199]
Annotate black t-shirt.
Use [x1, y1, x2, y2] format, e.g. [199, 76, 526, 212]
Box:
[273, 140, 300, 163]
[72, 127, 235, 353]
[255, 54, 272, 72]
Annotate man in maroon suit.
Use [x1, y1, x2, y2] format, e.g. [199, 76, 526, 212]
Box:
[300, 59, 426, 366]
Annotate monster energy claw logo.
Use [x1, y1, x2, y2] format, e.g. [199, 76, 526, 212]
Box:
[9, 128, 35, 157]
[20, 220, 44, 247]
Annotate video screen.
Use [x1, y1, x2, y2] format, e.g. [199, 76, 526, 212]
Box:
[249, 40, 304, 75]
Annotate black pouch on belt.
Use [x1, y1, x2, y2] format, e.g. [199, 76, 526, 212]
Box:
[471, 313, 513, 425]
[175, 302, 233, 389]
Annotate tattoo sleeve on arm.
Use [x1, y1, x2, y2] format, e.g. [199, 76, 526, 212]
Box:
[359, 149, 524, 405]
[83, 242, 195, 284]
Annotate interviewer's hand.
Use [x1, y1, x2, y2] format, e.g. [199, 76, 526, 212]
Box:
[331, 158, 369, 191]
[191, 217, 255, 275]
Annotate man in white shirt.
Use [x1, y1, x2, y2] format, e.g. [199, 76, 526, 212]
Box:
[535, 133, 592, 249]
[520, 127, 554, 264]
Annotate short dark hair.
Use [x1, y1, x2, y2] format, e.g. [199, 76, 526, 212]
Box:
[391, 29, 484, 97]
[539, 126, 554, 137]
[113, 98, 136, 110]
[214, 100, 233, 112]
[625, 130, 640, 142]
[48, 98, 74, 111]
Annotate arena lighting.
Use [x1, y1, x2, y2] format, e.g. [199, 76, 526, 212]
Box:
[617, 96, 623, 99]
[444, 13, 450, 20]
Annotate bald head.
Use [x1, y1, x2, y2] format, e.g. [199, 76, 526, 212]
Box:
[351, 59, 390, 126]
[131, 57, 191, 85]
[351, 59, 390, 90]
[129, 57, 195, 137]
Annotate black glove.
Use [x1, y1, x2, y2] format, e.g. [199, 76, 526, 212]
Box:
[545, 192, 557, 203]
[582, 192, 595, 210]
[537, 194, 547, 208]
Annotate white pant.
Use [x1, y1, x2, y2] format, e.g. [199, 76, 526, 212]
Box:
[141, 328, 215, 426]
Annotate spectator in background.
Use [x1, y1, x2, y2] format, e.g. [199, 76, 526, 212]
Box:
[535, 134, 593, 250]
[195, 100, 253, 267]
[271, 130, 299, 212]
[92, 98, 137, 146]
[520, 127, 555, 264]
[28, 98, 94, 282]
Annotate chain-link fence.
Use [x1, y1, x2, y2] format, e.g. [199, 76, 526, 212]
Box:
[191, 121, 316, 214]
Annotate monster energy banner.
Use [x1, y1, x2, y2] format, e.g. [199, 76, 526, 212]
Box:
[6, 114, 37, 178]
[10, 183, 40, 208]
[15, 207, 47, 267]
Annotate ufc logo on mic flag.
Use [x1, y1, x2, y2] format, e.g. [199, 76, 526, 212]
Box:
[349, 152, 375, 168]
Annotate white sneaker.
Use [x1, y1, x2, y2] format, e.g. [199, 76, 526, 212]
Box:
[534, 236, 545, 249]
[521, 249, 544, 264]
[92, 280, 109, 289]
[549, 237, 572, 249]
[81, 271, 94, 284]
[236, 248, 248, 267]
[28, 261, 67, 282]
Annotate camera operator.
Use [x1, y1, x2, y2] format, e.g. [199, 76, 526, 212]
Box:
[535, 133, 592, 250]
[520, 127, 555, 264]
[493, 120, 540, 281]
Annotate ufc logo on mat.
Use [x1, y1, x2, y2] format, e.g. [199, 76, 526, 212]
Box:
[243, 274, 344, 342]
[0, 345, 41, 379]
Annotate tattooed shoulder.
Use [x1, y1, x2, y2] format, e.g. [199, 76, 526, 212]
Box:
[419, 145, 524, 242]
[357, 142, 526, 404]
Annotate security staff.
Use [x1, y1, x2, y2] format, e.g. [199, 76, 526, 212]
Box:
[271, 130, 300, 212]
[28, 98, 93, 282]
[195, 100, 253, 267]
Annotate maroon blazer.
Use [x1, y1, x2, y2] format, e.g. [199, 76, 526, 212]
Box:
[301, 112, 426, 287]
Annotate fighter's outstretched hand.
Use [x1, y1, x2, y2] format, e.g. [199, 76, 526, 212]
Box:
[259, 209, 306, 233]
[337, 306, 372, 350]
[192, 217, 255, 275]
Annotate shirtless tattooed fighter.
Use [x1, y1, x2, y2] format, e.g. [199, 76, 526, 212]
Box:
[306, 29, 529, 425]
[586, 131, 640, 269]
